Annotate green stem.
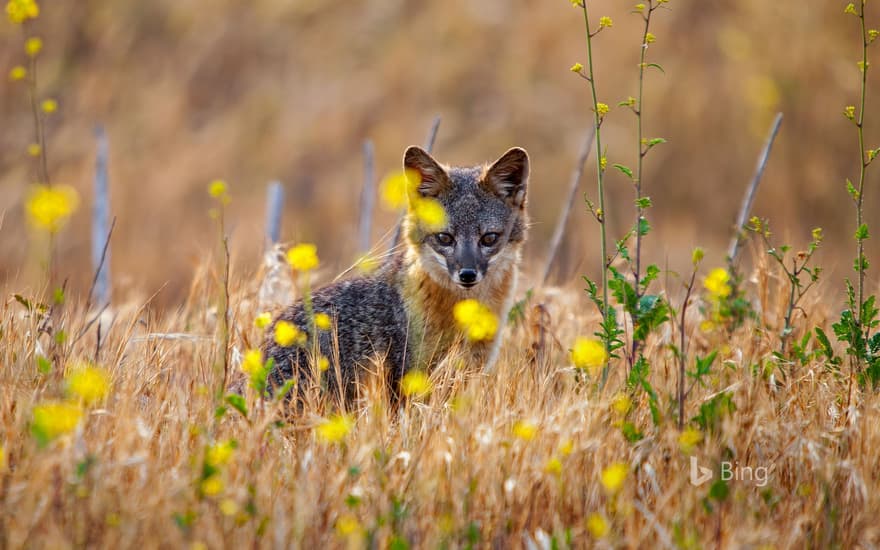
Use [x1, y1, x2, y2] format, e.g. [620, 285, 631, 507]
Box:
[580, 2, 610, 354]
[855, 3, 869, 338]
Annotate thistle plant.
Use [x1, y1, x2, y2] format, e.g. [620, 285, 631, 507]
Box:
[836, 1, 880, 391]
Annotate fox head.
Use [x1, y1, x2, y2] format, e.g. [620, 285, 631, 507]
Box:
[402, 146, 529, 291]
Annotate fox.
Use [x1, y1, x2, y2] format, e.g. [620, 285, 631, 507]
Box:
[262, 145, 530, 403]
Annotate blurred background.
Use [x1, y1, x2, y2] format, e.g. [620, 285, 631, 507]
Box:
[1, 0, 878, 306]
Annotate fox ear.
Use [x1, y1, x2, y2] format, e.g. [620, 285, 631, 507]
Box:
[403, 146, 450, 198]
[483, 147, 529, 207]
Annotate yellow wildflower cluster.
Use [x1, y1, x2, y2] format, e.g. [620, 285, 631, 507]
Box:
[274, 320, 307, 347]
[844, 3, 857, 15]
[598, 16, 613, 29]
[453, 299, 499, 342]
[595, 102, 610, 117]
[316, 414, 354, 444]
[703, 268, 731, 299]
[587, 513, 609, 539]
[380, 169, 448, 231]
[286, 243, 319, 272]
[600, 462, 628, 495]
[25, 184, 80, 234]
[206, 440, 237, 467]
[400, 370, 432, 398]
[9, 65, 26, 81]
[208, 179, 230, 205]
[570, 337, 607, 376]
[844, 105, 856, 120]
[570, 62, 584, 73]
[24, 36, 41, 56]
[254, 312, 272, 329]
[678, 426, 703, 454]
[314, 312, 332, 331]
[512, 419, 538, 441]
[66, 363, 111, 406]
[31, 401, 82, 443]
[41, 98, 57, 114]
[410, 196, 447, 232]
[241, 349, 265, 377]
[645, 32, 656, 44]
[6, 0, 38, 24]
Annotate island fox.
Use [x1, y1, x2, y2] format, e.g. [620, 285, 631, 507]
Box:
[263, 145, 530, 402]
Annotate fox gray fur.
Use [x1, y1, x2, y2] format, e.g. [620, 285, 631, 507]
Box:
[263, 146, 530, 402]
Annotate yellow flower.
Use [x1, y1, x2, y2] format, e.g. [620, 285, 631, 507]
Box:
[844, 105, 856, 120]
[598, 16, 613, 29]
[844, 3, 857, 15]
[316, 414, 354, 444]
[41, 99, 57, 114]
[27, 143, 41, 157]
[599, 156, 608, 171]
[206, 440, 236, 467]
[634, 3, 645, 12]
[596, 102, 610, 117]
[25, 184, 80, 234]
[544, 456, 563, 476]
[703, 268, 731, 299]
[559, 438, 574, 456]
[411, 197, 447, 231]
[611, 393, 633, 416]
[6, 0, 39, 24]
[570, 62, 584, 73]
[335, 514, 362, 537]
[586, 513, 609, 539]
[314, 312, 332, 331]
[692, 247, 705, 265]
[453, 299, 499, 342]
[208, 179, 229, 203]
[254, 312, 272, 329]
[380, 169, 419, 210]
[65, 363, 110, 406]
[219, 499, 238, 516]
[317, 355, 330, 372]
[600, 462, 628, 495]
[678, 426, 703, 454]
[645, 32, 656, 44]
[512, 419, 537, 441]
[401, 370, 432, 397]
[286, 243, 319, 272]
[0, 444, 6, 472]
[241, 349, 264, 376]
[571, 337, 607, 376]
[200, 475, 224, 496]
[32, 401, 83, 442]
[25, 36, 42, 56]
[274, 320, 306, 347]
[870, 29, 879, 43]
[9, 65, 26, 81]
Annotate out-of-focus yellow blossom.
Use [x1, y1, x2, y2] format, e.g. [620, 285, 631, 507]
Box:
[24, 36, 42, 56]
[314, 312, 332, 331]
[401, 370, 432, 397]
[703, 268, 732, 299]
[25, 184, 80, 234]
[645, 32, 656, 44]
[598, 16, 613, 29]
[200, 475, 224, 496]
[219, 499, 238, 516]
[208, 179, 229, 203]
[335, 514, 362, 536]
[570, 62, 584, 73]
[559, 438, 574, 456]
[411, 197, 447, 231]
[634, 3, 645, 12]
[286, 243, 319, 272]
[600, 462, 628, 495]
[587, 513, 609, 539]
[844, 3, 857, 15]
[596, 102, 610, 117]
[65, 363, 110, 406]
[611, 393, 633, 416]
[453, 299, 499, 342]
[27, 143, 41, 157]
[512, 419, 538, 441]
[274, 320, 306, 347]
[9, 65, 26, 81]
[6, 0, 39, 24]
[678, 426, 703, 454]
[241, 349, 264, 376]
[41, 98, 57, 114]
[254, 312, 272, 329]
[190, 542, 207, 550]
[0, 444, 6, 472]
[380, 169, 419, 210]
[32, 401, 82, 442]
[571, 337, 607, 376]
[692, 247, 705, 265]
[600, 156, 608, 171]
[544, 456, 563, 476]
[870, 30, 879, 43]
[316, 414, 354, 444]
[316, 355, 330, 372]
[206, 440, 236, 467]
[844, 105, 856, 120]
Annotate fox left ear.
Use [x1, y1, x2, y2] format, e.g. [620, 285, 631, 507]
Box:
[483, 147, 529, 208]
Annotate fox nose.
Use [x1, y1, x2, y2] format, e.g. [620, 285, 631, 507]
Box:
[458, 269, 478, 285]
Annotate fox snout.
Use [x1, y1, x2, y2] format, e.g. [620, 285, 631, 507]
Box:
[457, 268, 479, 287]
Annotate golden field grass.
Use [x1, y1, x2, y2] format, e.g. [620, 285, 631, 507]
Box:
[1, 250, 878, 549]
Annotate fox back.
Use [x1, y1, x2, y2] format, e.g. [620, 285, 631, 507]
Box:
[263, 146, 530, 403]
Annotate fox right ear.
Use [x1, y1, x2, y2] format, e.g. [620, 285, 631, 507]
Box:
[403, 146, 450, 198]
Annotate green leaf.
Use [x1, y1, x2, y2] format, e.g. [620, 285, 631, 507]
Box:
[641, 264, 660, 289]
[647, 138, 667, 147]
[846, 178, 860, 201]
[856, 223, 870, 241]
[709, 478, 729, 502]
[635, 197, 652, 209]
[225, 394, 248, 418]
[36, 356, 52, 374]
[637, 217, 651, 237]
[613, 164, 634, 179]
[647, 63, 665, 73]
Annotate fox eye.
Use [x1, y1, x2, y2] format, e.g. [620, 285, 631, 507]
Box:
[480, 233, 500, 247]
[435, 233, 454, 246]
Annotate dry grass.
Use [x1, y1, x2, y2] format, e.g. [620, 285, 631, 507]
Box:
[1, 254, 878, 549]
